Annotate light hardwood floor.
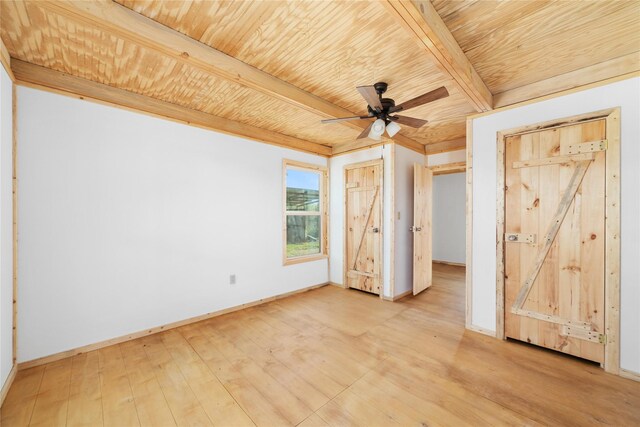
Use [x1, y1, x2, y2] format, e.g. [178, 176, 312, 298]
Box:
[2, 264, 639, 426]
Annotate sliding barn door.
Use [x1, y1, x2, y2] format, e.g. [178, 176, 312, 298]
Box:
[345, 161, 382, 295]
[504, 120, 606, 363]
[413, 164, 432, 295]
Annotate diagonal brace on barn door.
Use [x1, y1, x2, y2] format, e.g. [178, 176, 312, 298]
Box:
[352, 186, 380, 272]
[511, 160, 593, 313]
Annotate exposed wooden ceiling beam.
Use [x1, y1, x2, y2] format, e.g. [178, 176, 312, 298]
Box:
[383, 0, 492, 112]
[424, 137, 465, 155]
[12, 60, 332, 157]
[38, 0, 423, 153]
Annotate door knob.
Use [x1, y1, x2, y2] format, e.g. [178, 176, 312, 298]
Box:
[372, 227, 379, 233]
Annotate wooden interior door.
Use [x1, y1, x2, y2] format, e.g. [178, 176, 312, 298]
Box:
[345, 161, 382, 295]
[413, 163, 432, 295]
[504, 119, 607, 363]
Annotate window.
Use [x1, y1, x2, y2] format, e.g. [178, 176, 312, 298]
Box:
[283, 160, 328, 265]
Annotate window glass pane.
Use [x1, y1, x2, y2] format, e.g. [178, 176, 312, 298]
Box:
[286, 168, 320, 211]
[286, 215, 321, 257]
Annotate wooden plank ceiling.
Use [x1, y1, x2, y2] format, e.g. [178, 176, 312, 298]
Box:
[1, 0, 639, 156]
[432, 0, 640, 105]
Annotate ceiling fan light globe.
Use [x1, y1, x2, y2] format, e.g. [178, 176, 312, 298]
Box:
[386, 121, 401, 137]
[369, 119, 386, 139]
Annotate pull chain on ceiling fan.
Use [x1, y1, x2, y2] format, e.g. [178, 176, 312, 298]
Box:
[321, 82, 449, 141]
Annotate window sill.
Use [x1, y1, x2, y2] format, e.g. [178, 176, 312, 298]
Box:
[283, 254, 328, 266]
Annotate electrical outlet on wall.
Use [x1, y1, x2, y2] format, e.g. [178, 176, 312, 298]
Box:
[230, 274, 236, 285]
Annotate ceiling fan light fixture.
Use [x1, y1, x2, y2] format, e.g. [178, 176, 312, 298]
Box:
[321, 83, 449, 142]
[369, 118, 386, 139]
[386, 121, 401, 137]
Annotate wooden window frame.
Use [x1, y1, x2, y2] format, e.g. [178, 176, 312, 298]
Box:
[282, 159, 329, 266]
[494, 108, 621, 374]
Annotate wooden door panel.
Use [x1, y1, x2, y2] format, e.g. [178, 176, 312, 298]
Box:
[346, 162, 381, 295]
[413, 164, 432, 295]
[504, 135, 522, 339]
[536, 127, 561, 352]
[504, 120, 606, 363]
[573, 121, 606, 362]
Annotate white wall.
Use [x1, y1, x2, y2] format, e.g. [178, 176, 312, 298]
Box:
[470, 77, 640, 374]
[0, 66, 13, 387]
[432, 173, 465, 264]
[17, 86, 329, 363]
[393, 145, 425, 296]
[329, 145, 393, 297]
[428, 149, 465, 166]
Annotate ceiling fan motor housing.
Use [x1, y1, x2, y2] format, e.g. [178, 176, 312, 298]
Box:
[368, 92, 396, 123]
[380, 98, 395, 110]
[373, 81, 388, 96]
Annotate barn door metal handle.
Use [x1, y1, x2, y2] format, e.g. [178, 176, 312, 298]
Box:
[505, 233, 536, 244]
[372, 227, 380, 233]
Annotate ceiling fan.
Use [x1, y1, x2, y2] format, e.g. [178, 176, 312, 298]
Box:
[321, 82, 449, 140]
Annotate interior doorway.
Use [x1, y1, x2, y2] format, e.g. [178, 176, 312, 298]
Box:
[411, 160, 466, 298]
[432, 171, 466, 268]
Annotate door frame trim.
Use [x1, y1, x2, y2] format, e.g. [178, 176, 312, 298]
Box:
[343, 158, 384, 299]
[495, 108, 620, 374]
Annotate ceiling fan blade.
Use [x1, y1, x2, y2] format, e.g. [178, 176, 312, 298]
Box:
[357, 121, 374, 139]
[390, 86, 449, 113]
[391, 115, 429, 128]
[356, 86, 383, 111]
[321, 115, 371, 124]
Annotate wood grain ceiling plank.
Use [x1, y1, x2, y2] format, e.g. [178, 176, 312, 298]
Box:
[405, 117, 467, 145]
[438, 0, 555, 53]
[121, 1, 470, 152]
[38, 0, 423, 152]
[398, 90, 475, 124]
[465, 0, 630, 57]
[493, 54, 640, 108]
[12, 60, 332, 156]
[429, 0, 478, 22]
[1, 1, 361, 148]
[117, 0, 448, 143]
[383, 0, 492, 112]
[463, 1, 640, 92]
[424, 138, 466, 155]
